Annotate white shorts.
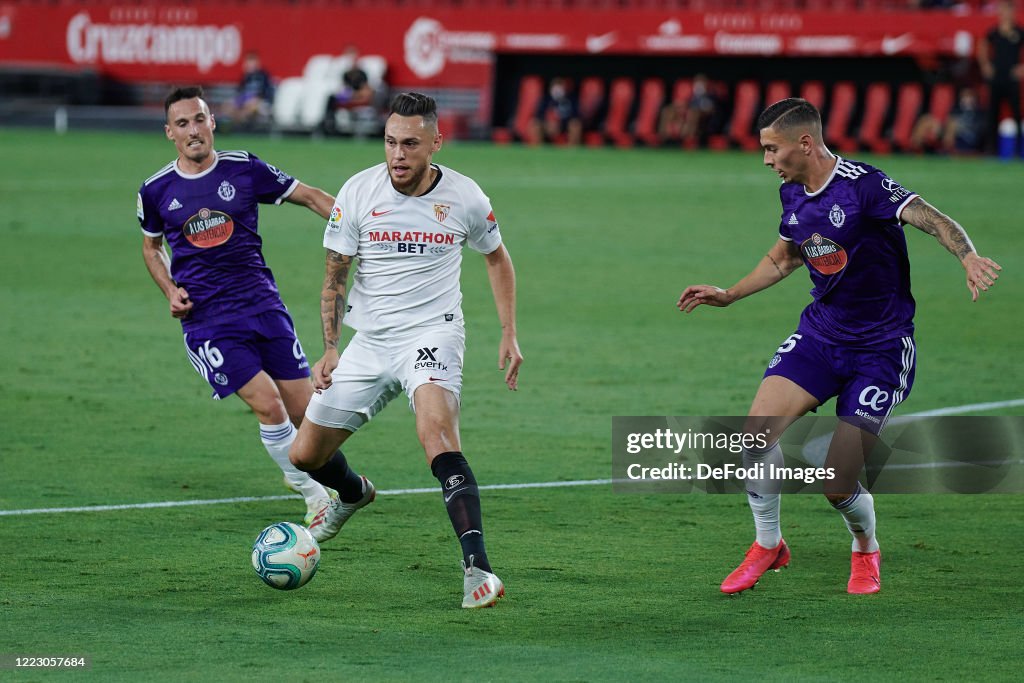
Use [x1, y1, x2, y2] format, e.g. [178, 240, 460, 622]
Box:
[307, 325, 465, 425]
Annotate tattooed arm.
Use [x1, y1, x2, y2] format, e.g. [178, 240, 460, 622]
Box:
[900, 197, 1002, 301]
[678, 238, 803, 313]
[312, 249, 353, 391]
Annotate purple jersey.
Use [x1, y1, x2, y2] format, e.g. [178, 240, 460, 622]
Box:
[137, 150, 298, 331]
[778, 157, 918, 345]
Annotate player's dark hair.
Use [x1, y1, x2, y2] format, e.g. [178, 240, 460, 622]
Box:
[389, 92, 438, 126]
[164, 86, 205, 116]
[757, 98, 822, 138]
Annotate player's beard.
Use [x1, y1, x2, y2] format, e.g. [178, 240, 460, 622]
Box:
[389, 163, 428, 195]
[184, 137, 211, 164]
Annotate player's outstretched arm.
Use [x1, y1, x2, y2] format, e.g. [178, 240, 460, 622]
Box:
[900, 197, 1002, 302]
[141, 235, 192, 319]
[678, 238, 802, 313]
[285, 182, 337, 220]
[313, 249, 353, 391]
[484, 244, 523, 391]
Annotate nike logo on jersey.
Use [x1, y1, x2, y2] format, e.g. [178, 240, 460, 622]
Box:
[168, 198, 183, 211]
[428, 376, 446, 382]
[371, 208, 392, 216]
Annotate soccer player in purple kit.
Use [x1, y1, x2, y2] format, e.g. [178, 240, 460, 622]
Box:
[678, 98, 1001, 595]
[137, 86, 341, 532]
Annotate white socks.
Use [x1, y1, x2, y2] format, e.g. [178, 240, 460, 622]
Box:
[832, 484, 879, 553]
[259, 420, 329, 504]
[742, 442, 784, 549]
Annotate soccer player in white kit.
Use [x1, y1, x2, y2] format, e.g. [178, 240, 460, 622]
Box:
[289, 93, 523, 608]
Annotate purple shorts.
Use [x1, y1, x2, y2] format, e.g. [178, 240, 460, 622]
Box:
[763, 331, 916, 434]
[182, 309, 310, 399]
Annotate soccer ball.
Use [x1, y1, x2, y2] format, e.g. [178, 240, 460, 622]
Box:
[251, 521, 320, 590]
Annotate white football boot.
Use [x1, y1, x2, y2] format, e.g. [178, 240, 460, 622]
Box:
[283, 475, 338, 527]
[304, 488, 338, 526]
[307, 476, 375, 543]
[462, 554, 505, 608]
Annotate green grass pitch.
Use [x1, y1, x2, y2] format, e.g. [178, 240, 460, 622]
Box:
[1, 128, 1021, 681]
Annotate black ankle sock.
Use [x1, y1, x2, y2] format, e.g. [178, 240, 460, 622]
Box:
[307, 451, 365, 504]
[431, 451, 490, 572]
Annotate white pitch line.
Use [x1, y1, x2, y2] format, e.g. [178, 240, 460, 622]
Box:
[905, 398, 1024, 417]
[1, 397, 1020, 518]
[0, 479, 613, 517]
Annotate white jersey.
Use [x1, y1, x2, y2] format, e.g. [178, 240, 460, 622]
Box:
[324, 163, 502, 335]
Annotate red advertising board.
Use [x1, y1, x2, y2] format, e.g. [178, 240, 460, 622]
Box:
[0, 4, 993, 86]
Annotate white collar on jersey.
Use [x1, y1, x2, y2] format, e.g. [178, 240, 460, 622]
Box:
[803, 155, 841, 198]
[175, 152, 220, 180]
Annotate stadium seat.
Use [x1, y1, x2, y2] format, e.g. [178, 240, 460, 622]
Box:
[272, 77, 305, 130]
[299, 54, 346, 131]
[704, 79, 734, 150]
[858, 82, 892, 154]
[825, 81, 857, 153]
[633, 78, 666, 147]
[800, 81, 826, 111]
[577, 76, 607, 147]
[493, 75, 544, 144]
[929, 83, 956, 122]
[358, 55, 389, 92]
[603, 77, 636, 148]
[671, 78, 693, 112]
[765, 80, 791, 107]
[661, 78, 694, 148]
[922, 83, 956, 148]
[890, 82, 924, 152]
[725, 80, 761, 150]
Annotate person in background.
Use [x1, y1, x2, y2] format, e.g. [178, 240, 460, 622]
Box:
[324, 46, 377, 135]
[911, 86, 985, 154]
[227, 51, 274, 130]
[659, 74, 720, 147]
[978, 0, 1024, 154]
[529, 77, 583, 145]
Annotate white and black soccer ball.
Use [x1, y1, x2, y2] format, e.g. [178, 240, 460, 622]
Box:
[251, 521, 320, 590]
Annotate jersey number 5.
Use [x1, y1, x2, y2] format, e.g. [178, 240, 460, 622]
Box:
[776, 334, 803, 354]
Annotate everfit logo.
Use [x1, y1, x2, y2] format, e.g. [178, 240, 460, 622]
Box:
[445, 475, 465, 489]
[415, 347, 448, 372]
